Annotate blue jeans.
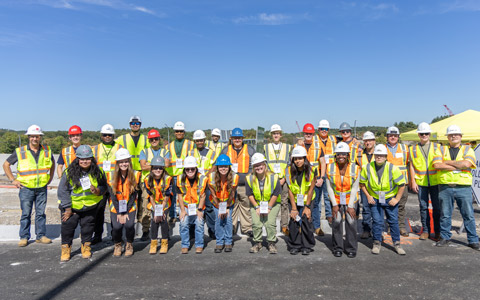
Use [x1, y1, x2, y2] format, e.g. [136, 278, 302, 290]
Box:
[169, 176, 177, 219]
[439, 185, 479, 244]
[312, 182, 332, 229]
[418, 185, 440, 234]
[204, 189, 216, 234]
[213, 206, 233, 246]
[180, 214, 205, 248]
[19, 186, 48, 240]
[360, 190, 372, 232]
[370, 198, 400, 243]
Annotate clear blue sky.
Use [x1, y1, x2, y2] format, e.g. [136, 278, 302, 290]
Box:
[1, 0, 479, 133]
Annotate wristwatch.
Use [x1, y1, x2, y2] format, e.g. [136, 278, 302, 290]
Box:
[305, 204, 312, 209]
[197, 208, 204, 212]
[255, 206, 260, 209]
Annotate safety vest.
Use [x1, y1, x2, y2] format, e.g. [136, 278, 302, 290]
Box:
[177, 174, 207, 208]
[409, 142, 440, 186]
[326, 162, 359, 205]
[140, 147, 170, 181]
[294, 140, 321, 168]
[264, 143, 292, 178]
[93, 143, 122, 185]
[226, 144, 251, 174]
[109, 171, 141, 213]
[208, 172, 239, 208]
[69, 172, 103, 211]
[116, 134, 150, 171]
[356, 149, 375, 168]
[246, 173, 281, 204]
[15, 145, 52, 188]
[284, 166, 316, 205]
[166, 140, 194, 176]
[61, 146, 77, 168]
[206, 140, 225, 161]
[318, 135, 337, 165]
[189, 148, 216, 174]
[360, 162, 405, 200]
[145, 175, 173, 211]
[345, 139, 360, 164]
[435, 145, 476, 185]
[386, 143, 409, 184]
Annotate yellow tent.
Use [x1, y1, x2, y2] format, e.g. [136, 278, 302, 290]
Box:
[400, 109, 480, 142]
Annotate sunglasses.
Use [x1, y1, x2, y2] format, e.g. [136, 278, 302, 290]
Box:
[419, 133, 430, 136]
[175, 130, 184, 133]
[151, 166, 164, 171]
[102, 134, 113, 137]
[319, 128, 329, 131]
[340, 130, 351, 134]
[149, 137, 160, 141]
[130, 122, 141, 126]
[185, 168, 196, 172]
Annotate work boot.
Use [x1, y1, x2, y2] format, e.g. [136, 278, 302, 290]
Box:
[436, 239, 450, 247]
[181, 248, 189, 254]
[60, 244, 71, 262]
[419, 232, 429, 240]
[371, 240, 381, 255]
[400, 229, 409, 237]
[141, 231, 150, 241]
[149, 240, 158, 255]
[159, 239, 169, 254]
[249, 243, 262, 253]
[224, 245, 233, 253]
[268, 242, 277, 254]
[18, 239, 28, 247]
[195, 247, 203, 254]
[360, 231, 372, 239]
[281, 227, 289, 236]
[124, 242, 134, 257]
[81, 242, 92, 259]
[434, 233, 441, 241]
[36, 236, 52, 244]
[113, 243, 122, 257]
[214, 245, 224, 253]
[468, 243, 480, 251]
[394, 242, 406, 255]
[315, 228, 325, 236]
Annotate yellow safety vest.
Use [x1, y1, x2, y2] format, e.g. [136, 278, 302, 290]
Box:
[206, 140, 225, 161]
[61, 146, 77, 168]
[326, 162, 359, 205]
[434, 145, 476, 185]
[15, 145, 52, 188]
[264, 143, 292, 178]
[69, 173, 103, 210]
[356, 149, 375, 168]
[409, 142, 440, 186]
[116, 134, 150, 171]
[166, 140, 194, 176]
[284, 166, 316, 205]
[189, 148, 216, 174]
[93, 143, 122, 185]
[360, 162, 405, 200]
[246, 173, 281, 204]
[140, 147, 170, 181]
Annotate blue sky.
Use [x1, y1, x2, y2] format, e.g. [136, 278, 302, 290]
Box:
[1, 0, 479, 133]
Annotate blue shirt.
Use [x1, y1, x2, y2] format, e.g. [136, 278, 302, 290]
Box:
[139, 148, 171, 161]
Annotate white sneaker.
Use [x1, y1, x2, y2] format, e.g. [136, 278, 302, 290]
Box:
[371, 241, 381, 254]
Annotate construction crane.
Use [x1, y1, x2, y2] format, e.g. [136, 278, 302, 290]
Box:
[295, 121, 301, 132]
[444, 105, 454, 116]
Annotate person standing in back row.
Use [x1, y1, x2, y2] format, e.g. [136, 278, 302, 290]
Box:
[57, 125, 82, 178]
[207, 128, 225, 161]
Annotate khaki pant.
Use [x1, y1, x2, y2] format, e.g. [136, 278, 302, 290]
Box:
[137, 184, 151, 233]
[397, 187, 409, 231]
[280, 182, 290, 229]
[250, 202, 280, 243]
[232, 185, 252, 234]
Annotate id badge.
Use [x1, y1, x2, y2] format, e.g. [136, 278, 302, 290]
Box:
[188, 203, 197, 216]
[154, 204, 164, 217]
[295, 215, 301, 222]
[296, 194, 304, 206]
[260, 201, 269, 214]
[340, 192, 347, 205]
[218, 202, 227, 214]
[176, 158, 183, 168]
[119, 200, 127, 213]
[232, 163, 238, 173]
[198, 167, 205, 175]
[102, 160, 111, 172]
[324, 154, 330, 162]
[395, 153, 403, 159]
[80, 176, 91, 190]
[273, 163, 281, 174]
[379, 191, 386, 204]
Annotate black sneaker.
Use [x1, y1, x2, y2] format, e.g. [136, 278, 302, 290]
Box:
[290, 248, 300, 255]
[333, 250, 342, 257]
[246, 231, 253, 238]
[140, 231, 150, 241]
[468, 243, 480, 251]
[347, 252, 356, 258]
[436, 239, 450, 247]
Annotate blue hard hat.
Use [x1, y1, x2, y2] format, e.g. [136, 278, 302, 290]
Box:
[231, 128, 243, 137]
[215, 154, 232, 166]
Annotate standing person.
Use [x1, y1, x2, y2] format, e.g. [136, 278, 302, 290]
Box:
[3, 125, 55, 247]
[177, 156, 207, 254]
[57, 145, 108, 261]
[316, 120, 335, 228]
[207, 128, 225, 161]
[208, 154, 239, 253]
[409, 122, 441, 240]
[116, 115, 150, 172]
[285, 146, 317, 255]
[221, 127, 256, 236]
[144, 157, 173, 255]
[264, 124, 292, 236]
[57, 125, 82, 178]
[433, 125, 479, 250]
[357, 131, 376, 239]
[338, 122, 360, 162]
[246, 153, 282, 254]
[110, 149, 141, 257]
[326, 142, 360, 258]
[91, 124, 123, 244]
[385, 126, 410, 237]
[360, 144, 407, 255]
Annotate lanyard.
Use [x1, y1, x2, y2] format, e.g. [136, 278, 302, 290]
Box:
[273, 143, 282, 162]
[101, 143, 114, 161]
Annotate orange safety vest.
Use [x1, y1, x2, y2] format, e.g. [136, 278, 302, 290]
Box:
[318, 135, 337, 165]
[177, 174, 207, 209]
[293, 140, 321, 168]
[386, 143, 409, 184]
[109, 171, 140, 214]
[144, 175, 172, 211]
[61, 146, 77, 168]
[326, 162, 359, 205]
[208, 172, 239, 208]
[345, 139, 360, 163]
[226, 144, 251, 174]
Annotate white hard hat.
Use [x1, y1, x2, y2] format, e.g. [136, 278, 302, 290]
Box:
[212, 128, 221, 136]
[270, 124, 282, 132]
[184, 156, 198, 168]
[386, 126, 400, 135]
[25, 124, 44, 135]
[129, 115, 141, 123]
[362, 131, 375, 140]
[335, 142, 350, 153]
[115, 148, 131, 161]
[318, 120, 330, 129]
[374, 144, 388, 155]
[417, 122, 432, 134]
[251, 153, 267, 165]
[173, 121, 185, 131]
[101, 124, 115, 134]
[193, 130, 206, 140]
[446, 125, 462, 135]
[291, 146, 308, 158]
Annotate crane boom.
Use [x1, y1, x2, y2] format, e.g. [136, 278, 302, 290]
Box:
[443, 105, 454, 116]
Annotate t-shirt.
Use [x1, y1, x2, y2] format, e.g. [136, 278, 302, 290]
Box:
[375, 163, 386, 184]
[449, 147, 460, 161]
[131, 134, 140, 147]
[7, 144, 54, 165]
[174, 139, 185, 157]
[139, 148, 171, 161]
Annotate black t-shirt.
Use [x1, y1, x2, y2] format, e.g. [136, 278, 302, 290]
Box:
[131, 134, 140, 147]
[449, 147, 460, 160]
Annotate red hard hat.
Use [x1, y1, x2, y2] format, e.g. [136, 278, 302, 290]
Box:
[68, 125, 82, 135]
[148, 129, 160, 139]
[303, 123, 315, 133]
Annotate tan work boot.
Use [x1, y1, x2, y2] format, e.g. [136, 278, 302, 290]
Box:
[195, 247, 203, 254]
[159, 239, 169, 254]
[60, 244, 71, 262]
[315, 228, 324, 236]
[249, 243, 262, 253]
[113, 243, 122, 257]
[400, 229, 409, 237]
[149, 240, 158, 255]
[181, 248, 189, 254]
[419, 232, 429, 240]
[36, 236, 52, 244]
[394, 242, 406, 255]
[371, 241, 381, 255]
[18, 239, 28, 247]
[81, 242, 92, 259]
[281, 227, 289, 236]
[124, 242, 134, 257]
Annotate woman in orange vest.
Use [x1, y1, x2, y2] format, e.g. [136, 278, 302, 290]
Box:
[110, 149, 140, 257]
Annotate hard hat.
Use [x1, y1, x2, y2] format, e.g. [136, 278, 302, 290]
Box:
[231, 128, 244, 137]
[417, 122, 432, 134]
[334, 142, 350, 153]
[100, 124, 115, 134]
[363, 131, 376, 140]
[173, 121, 185, 131]
[147, 129, 160, 139]
[339, 122, 352, 131]
[302, 123, 315, 133]
[129, 115, 141, 123]
[212, 128, 221, 136]
[150, 156, 166, 167]
[193, 130, 206, 140]
[446, 125, 462, 135]
[374, 144, 388, 155]
[68, 125, 82, 135]
[251, 153, 267, 165]
[184, 156, 198, 168]
[386, 126, 400, 135]
[270, 124, 282, 132]
[318, 120, 330, 129]
[76, 145, 93, 159]
[25, 125, 44, 136]
[115, 148, 131, 161]
[291, 146, 308, 157]
[215, 154, 232, 166]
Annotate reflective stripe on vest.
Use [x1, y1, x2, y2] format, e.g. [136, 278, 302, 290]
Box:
[386, 143, 409, 184]
[109, 171, 140, 213]
[93, 143, 121, 185]
[177, 174, 207, 208]
[166, 140, 193, 176]
[226, 144, 250, 174]
[190, 148, 216, 172]
[357, 151, 374, 168]
[61, 146, 77, 168]
[318, 135, 337, 164]
[284, 166, 316, 205]
[70, 173, 102, 210]
[437, 145, 475, 185]
[208, 172, 239, 208]
[409, 142, 439, 186]
[293, 142, 320, 167]
[346, 140, 359, 164]
[264, 143, 292, 178]
[145, 175, 172, 211]
[326, 162, 359, 204]
[118, 134, 149, 171]
[16, 145, 52, 188]
[141, 147, 169, 181]
[362, 162, 404, 200]
[246, 173, 281, 204]
[206, 140, 225, 161]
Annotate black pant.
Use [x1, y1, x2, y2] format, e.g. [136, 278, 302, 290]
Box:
[287, 206, 315, 250]
[332, 205, 358, 253]
[61, 207, 96, 245]
[111, 210, 136, 243]
[150, 209, 170, 240]
[93, 196, 107, 239]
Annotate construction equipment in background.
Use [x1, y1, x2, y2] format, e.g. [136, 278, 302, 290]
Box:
[444, 105, 454, 116]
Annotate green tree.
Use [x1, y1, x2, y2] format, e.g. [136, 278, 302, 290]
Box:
[431, 115, 450, 124]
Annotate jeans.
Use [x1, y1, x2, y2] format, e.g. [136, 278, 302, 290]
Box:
[204, 189, 216, 235]
[180, 214, 205, 248]
[214, 206, 233, 246]
[169, 176, 178, 219]
[370, 198, 400, 242]
[418, 185, 440, 234]
[360, 190, 372, 232]
[19, 186, 47, 240]
[439, 185, 479, 244]
[312, 182, 332, 229]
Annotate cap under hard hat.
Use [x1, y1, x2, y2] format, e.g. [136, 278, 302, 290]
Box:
[193, 130, 206, 140]
[147, 129, 160, 139]
[25, 125, 44, 136]
[115, 148, 131, 161]
[76, 145, 93, 159]
[212, 128, 221, 136]
[446, 125, 462, 135]
[303, 123, 315, 133]
[173, 121, 185, 131]
[184, 156, 198, 168]
[68, 125, 82, 135]
[251, 153, 267, 165]
[335, 142, 350, 153]
[386, 126, 400, 135]
[363, 131, 376, 140]
[339, 122, 352, 131]
[318, 120, 330, 129]
[291, 146, 308, 157]
[129, 115, 141, 123]
[374, 144, 388, 155]
[101, 124, 115, 134]
[270, 124, 282, 132]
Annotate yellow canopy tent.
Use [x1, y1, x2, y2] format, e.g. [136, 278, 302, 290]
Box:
[400, 109, 480, 142]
